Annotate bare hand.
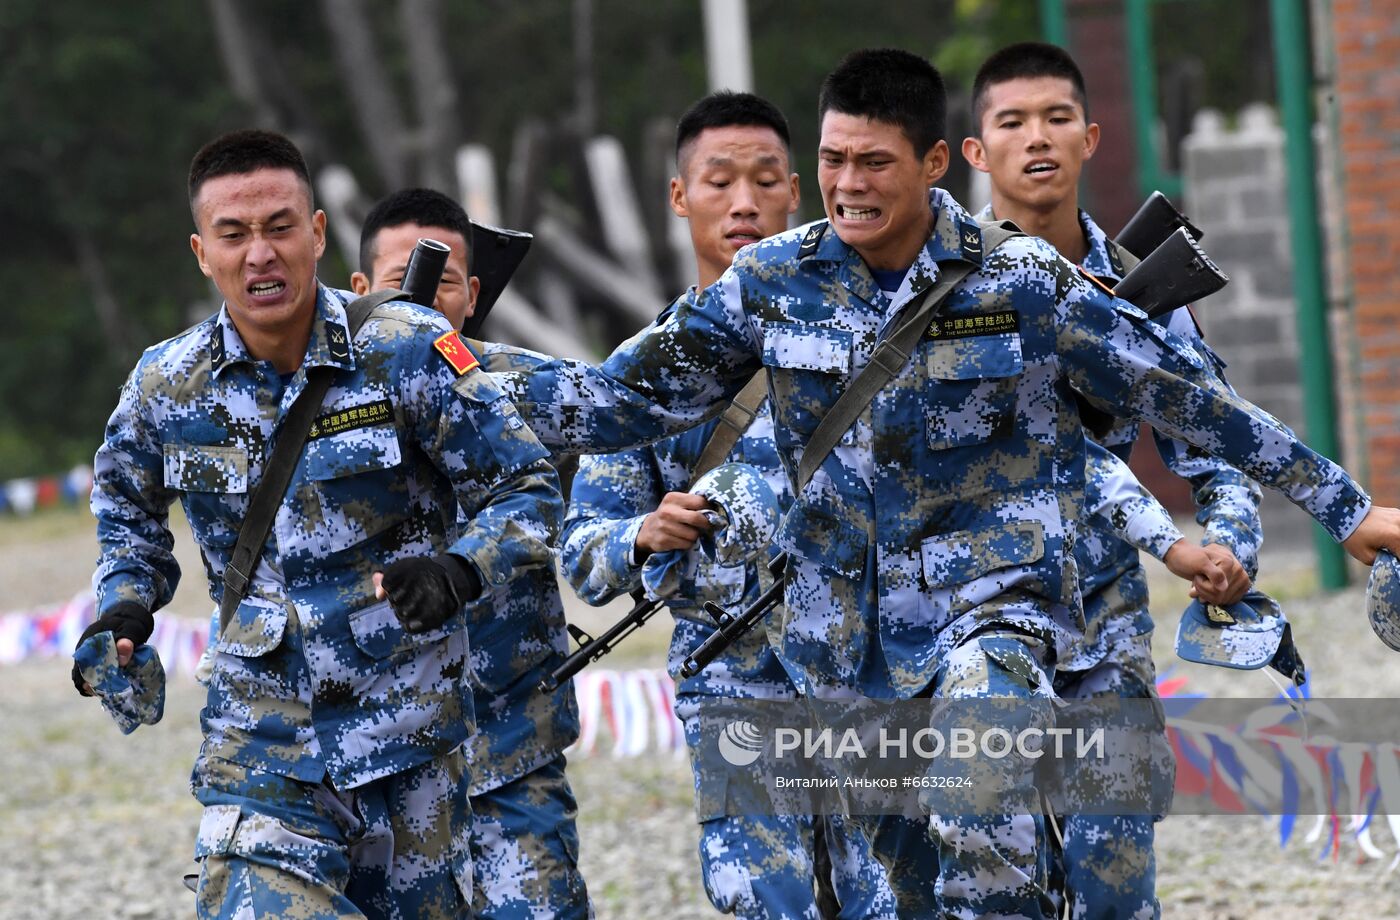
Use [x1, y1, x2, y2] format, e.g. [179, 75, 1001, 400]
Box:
[1341, 505, 1400, 565]
[634, 492, 714, 560]
[1163, 539, 1234, 605]
[1198, 543, 1251, 604]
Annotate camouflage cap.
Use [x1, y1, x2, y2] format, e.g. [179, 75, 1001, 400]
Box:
[72, 631, 166, 734]
[1175, 590, 1306, 684]
[1366, 549, 1400, 652]
[690, 462, 780, 567]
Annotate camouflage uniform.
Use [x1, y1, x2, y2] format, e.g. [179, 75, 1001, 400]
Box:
[493, 189, 1368, 918]
[464, 338, 590, 919]
[988, 207, 1264, 920]
[560, 315, 897, 918]
[91, 285, 562, 919]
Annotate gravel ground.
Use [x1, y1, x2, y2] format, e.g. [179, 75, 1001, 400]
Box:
[4, 508, 1400, 918]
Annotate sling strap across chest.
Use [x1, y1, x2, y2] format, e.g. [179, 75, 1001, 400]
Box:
[218, 289, 410, 635]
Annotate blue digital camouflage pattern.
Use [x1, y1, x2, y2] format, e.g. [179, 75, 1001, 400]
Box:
[72, 631, 166, 734]
[467, 754, 590, 919]
[1367, 549, 1400, 652]
[507, 187, 1369, 916]
[90, 283, 562, 797]
[1175, 592, 1290, 670]
[192, 748, 472, 919]
[561, 375, 895, 917]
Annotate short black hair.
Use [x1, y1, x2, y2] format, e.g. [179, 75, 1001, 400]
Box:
[675, 91, 792, 172]
[359, 188, 473, 280]
[971, 42, 1089, 135]
[188, 128, 312, 220]
[818, 48, 946, 157]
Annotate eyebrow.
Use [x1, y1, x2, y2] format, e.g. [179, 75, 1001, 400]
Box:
[703, 154, 785, 168]
[817, 145, 896, 159]
[991, 103, 1078, 120]
[210, 207, 297, 229]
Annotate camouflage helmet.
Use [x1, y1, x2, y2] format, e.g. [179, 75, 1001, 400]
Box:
[1175, 590, 1306, 685]
[72, 630, 166, 734]
[1366, 549, 1400, 652]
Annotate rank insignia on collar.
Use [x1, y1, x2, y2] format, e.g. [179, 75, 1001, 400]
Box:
[327, 322, 350, 361]
[797, 221, 829, 259]
[210, 328, 226, 369]
[1077, 264, 1117, 297]
[1106, 242, 1126, 278]
[434, 331, 479, 376]
[958, 220, 983, 263]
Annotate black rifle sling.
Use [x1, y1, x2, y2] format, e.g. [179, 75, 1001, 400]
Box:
[793, 223, 1021, 493]
[218, 289, 409, 634]
[689, 372, 770, 483]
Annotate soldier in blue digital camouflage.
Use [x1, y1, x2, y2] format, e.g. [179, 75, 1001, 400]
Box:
[75, 129, 563, 919]
[488, 48, 1400, 918]
[962, 42, 1263, 919]
[350, 188, 591, 918]
[559, 91, 897, 920]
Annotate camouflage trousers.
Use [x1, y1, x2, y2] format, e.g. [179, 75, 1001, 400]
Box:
[1048, 631, 1165, 920]
[468, 753, 591, 918]
[844, 629, 1060, 920]
[192, 750, 471, 920]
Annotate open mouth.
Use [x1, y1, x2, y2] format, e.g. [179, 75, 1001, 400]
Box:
[1025, 162, 1058, 176]
[836, 204, 880, 222]
[248, 280, 287, 297]
[726, 228, 763, 246]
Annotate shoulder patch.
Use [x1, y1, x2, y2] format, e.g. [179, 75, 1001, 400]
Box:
[1077, 264, 1117, 297]
[797, 221, 829, 259]
[433, 330, 480, 376]
[957, 219, 984, 264]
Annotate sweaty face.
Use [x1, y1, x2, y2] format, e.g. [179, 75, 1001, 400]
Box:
[966, 76, 1098, 214]
[361, 223, 476, 331]
[672, 125, 799, 287]
[190, 168, 325, 343]
[818, 112, 948, 271]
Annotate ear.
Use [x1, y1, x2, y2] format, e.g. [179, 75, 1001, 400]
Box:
[1083, 121, 1101, 161]
[923, 139, 950, 187]
[312, 209, 327, 260]
[669, 176, 688, 218]
[787, 172, 801, 215]
[190, 233, 213, 279]
[349, 272, 371, 296]
[463, 276, 481, 319]
[962, 136, 990, 173]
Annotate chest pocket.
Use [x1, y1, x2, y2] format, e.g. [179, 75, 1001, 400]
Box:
[923, 332, 1023, 451]
[164, 443, 249, 550]
[761, 322, 852, 447]
[304, 424, 409, 552]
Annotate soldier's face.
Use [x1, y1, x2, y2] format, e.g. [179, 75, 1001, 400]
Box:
[671, 125, 799, 286]
[352, 222, 478, 331]
[962, 76, 1099, 214]
[818, 112, 949, 270]
[189, 168, 326, 340]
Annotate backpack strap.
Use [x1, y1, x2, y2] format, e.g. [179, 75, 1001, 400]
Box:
[793, 222, 1021, 493]
[218, 289, 407, 634]
[688, 372, 770, 483]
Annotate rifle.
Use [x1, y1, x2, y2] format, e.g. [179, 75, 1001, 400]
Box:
[680, 554, 788, 679]
[1114, 227, 1229, 318]
[464, 220, 533, 338]
[400, 237, 451, 308]
[1115, 190, 1203, 260]
[539, 590, 665, 693]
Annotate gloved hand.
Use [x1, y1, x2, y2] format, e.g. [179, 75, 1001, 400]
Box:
[376, 554, 481, 633]
[71, 601, 154, 696]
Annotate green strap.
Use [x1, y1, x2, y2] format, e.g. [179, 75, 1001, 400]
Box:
[689, 372, 770, 483]
[793, 224, 1021, 494]
[218, 289, 407, 634]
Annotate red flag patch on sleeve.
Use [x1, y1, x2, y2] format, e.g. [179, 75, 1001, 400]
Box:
[433, 331, 480, 376]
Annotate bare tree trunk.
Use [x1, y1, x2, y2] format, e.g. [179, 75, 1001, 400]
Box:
[320, 0, 409, 190]
[398, 0, 458, 191]
[207, 0, 278, 127]
[573, 0, 596, 137]
[71, 224, 137, 353]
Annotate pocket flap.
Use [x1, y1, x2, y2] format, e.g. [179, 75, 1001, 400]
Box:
[762, 322, 853, 374]
[163, 444, 248, 493]
[776, 502, 868, 579]
[305, 424, 402, 481]
[349, 598, 460, 660]
[194, 804, 240, 859]
[920, 521, 1044, 589]
[926, 333, 1023, 380]
[215, 596, 288, 657]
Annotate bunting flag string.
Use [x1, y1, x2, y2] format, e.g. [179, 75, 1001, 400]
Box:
[0, 466, 92, 516]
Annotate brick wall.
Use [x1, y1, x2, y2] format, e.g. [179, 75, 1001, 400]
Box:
[1330, 0, 1400, 507]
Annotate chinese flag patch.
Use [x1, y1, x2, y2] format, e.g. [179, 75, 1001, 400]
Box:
[433, 331, 479, 376]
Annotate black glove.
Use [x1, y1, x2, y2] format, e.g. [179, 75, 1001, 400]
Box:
[71, 601, 154, 696]
[379, 554, 482, 633]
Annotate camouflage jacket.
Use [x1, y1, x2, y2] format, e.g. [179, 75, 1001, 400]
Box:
[560, 309, 801, 700]
[462, 338, 580, 795]
[91, 285, 562, 789]
[493, 189, 1368, 698]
